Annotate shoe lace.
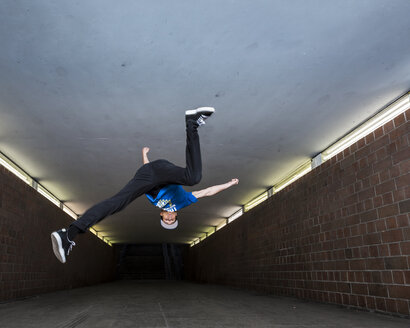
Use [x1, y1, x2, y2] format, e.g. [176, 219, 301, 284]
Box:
[197, 115, 206, 126]
[66, 236, 76, 256]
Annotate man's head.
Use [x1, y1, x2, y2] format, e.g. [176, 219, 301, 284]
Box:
[160, 210, 178, 229]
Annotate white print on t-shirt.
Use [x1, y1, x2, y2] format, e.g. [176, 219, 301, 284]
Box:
[155, 199, 177, 212]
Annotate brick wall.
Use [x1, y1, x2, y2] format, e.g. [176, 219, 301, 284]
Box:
[0, 166, 117, 302]
[186, 110, 410, 317]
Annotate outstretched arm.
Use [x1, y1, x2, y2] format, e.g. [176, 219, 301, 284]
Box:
[142, 147, 150, 164]
[192, 179, 239, 199]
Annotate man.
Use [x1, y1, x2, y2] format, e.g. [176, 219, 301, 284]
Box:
[51, 107, 239, 263]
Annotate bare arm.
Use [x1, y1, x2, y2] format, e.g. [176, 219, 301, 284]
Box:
[192, 178, 239, 199]
[142, 147, 150, 164]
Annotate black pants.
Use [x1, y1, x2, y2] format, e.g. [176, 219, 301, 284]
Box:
[71, 120, 202, 232]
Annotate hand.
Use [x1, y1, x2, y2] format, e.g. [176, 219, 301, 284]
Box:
[230, 178, 239, 186]
[142, 147, 150, 154]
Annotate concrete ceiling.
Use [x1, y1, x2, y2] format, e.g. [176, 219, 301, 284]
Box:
[1, 0, 409, 244]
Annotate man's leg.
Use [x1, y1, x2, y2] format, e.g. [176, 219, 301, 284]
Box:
[153, 107, 214, 186]
[182, 118, 202, 185]
[71, 176, 153, 233]
[51, 164, 154, 263]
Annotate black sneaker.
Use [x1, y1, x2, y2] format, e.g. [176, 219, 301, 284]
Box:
[51, 228, 76, 264]
[185, 107, 215, 126]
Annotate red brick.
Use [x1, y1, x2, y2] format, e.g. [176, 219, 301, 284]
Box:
[349, 294, 359, 306]
[385, 301, 398, 316]
[351, 283, 368, 295]
[384, 121, 394, 133]
[363, 233, 381, 245]
[375, 297, 387, 311]
[392, 271, 405, 284]
[375, 220, 386, 232]
[393, 148, 410, 165]
[393, 113, 406, 128]
[396, 173, 410, 190]
[369, 246, 378, 257]
[389, 164, 401, 178]
[365, 133, 375, 145]
[357, 166, 373, 180]
[365, 258, 385, 270]
[369, 174, 380, 186]
[393, 189, 406, 202]
[375, 180, 396, 196]
[379, 170, 391, 183]
[366, 296, 376, 309]
[400, 241, 410, 255]
[399, 199, 410, 214]
[350, 259, 365, 270]
[373, 196, 383, 208]
[389, 285, 410, 299]
[399, 158, 410, 174]
[379, 245, 390, 257]
[381, 229, 404, 243]
[378, 204, 399, 219]
[385, 217, 398, 229]
[348, 236, 363, 247]
[374, 126, 384, 139]
[396, 300, 410, 315]
[357, 295, 367, 308]
[373, 158, 393, 175]
[404, 271, 410, 284]
[381, 192, 393, 205]
[388, 243, 401, 256]
[381, 271, 393, 284]
[404, 227, 410, 240]
[359, 209, 377, 223]
[355, 271, 364, 282]
[366, 221, 376, 233]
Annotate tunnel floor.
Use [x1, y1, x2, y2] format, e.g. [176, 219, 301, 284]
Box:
[0, 280, 408, 328]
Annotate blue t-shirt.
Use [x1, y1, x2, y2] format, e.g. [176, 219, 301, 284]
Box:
[145, 184, 198, 212]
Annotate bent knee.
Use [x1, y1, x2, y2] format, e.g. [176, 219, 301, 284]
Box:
[186, 173, 202, 186]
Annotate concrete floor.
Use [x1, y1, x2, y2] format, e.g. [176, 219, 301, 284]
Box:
[0, 281, 408, 328]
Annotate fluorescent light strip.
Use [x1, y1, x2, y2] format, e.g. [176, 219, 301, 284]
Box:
[228, 208, 243, 223]
[274, 160, 312, 193]
[63, 205, 78, 220]
[0, 153, 32, 185]
[216, 219, 228, 231]
[37, 185, 61, 207]
[207, 229, 215, 237]
[0, 151, 113, 247]
[323, 94, 410, 160]
[244, 192, 268, 212]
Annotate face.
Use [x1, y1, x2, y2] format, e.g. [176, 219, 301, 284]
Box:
[160, 211, 178, 225]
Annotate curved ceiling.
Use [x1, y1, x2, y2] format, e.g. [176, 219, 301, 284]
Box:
[1, 0, 409, 243]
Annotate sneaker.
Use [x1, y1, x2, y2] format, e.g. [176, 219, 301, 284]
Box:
[51, 228, 76, 264]
[185, 107, 215, 126]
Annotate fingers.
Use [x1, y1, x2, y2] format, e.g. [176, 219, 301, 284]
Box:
[142, 147, 150, 153]
[231, 178, 239, 185]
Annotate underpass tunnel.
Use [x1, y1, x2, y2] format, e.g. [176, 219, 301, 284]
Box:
[0, 1, 410, 327]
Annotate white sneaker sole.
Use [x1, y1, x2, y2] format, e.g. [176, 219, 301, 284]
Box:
[185, 107, 215, 115]
[51, 232, 66, 263]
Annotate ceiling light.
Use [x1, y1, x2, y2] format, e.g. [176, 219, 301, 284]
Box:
[37, 184, 60, 207]
[323, 93, 410, 160]
[0, 152, 32, 185]
[63, 205, 78, 219]
[228, 208, 243, 223]
[244, 192, 268, 212]
[274, 160, 312, 193]
[216, 219, 228, 231]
